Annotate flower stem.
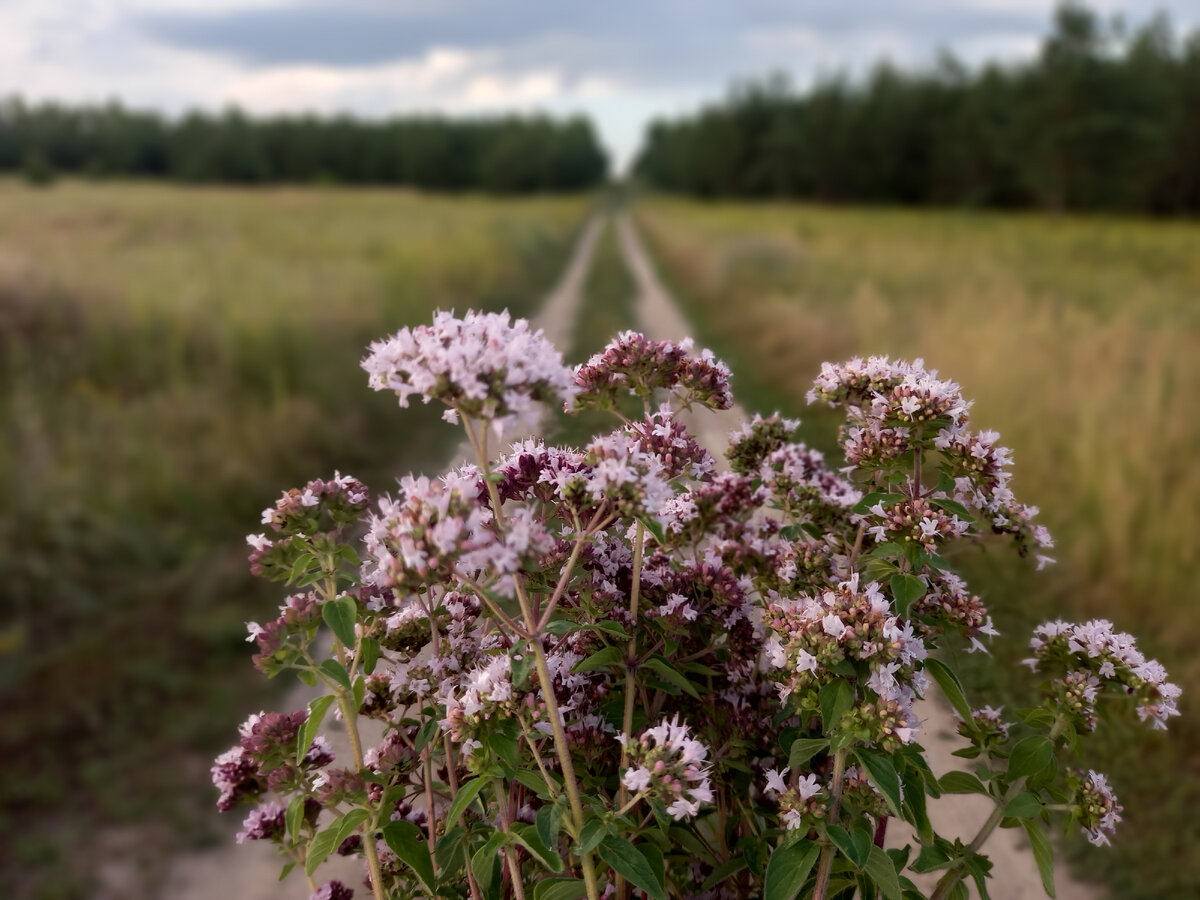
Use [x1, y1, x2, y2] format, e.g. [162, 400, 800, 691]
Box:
[812, 746, 849, 900]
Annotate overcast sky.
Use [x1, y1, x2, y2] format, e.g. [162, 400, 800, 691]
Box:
[3, 1, 1196, 171]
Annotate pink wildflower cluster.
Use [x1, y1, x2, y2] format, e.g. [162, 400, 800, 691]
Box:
[257, 472, 370, 534]
[244, 591, 322, 673]
[763, 767, 826, 830]
[574, 330, 733, 411]
[362, 466, 552, 594]
[211, 710, 333, 814]
[808, 355, 1052, 561]
[1069, 769, 1123, 847]
[362, 310, 578, 434]
[1027, 618, 1181, 730]
[309, 881, 354, 900]
[619, 716, 714, 820]
[764, 575, 927, 749]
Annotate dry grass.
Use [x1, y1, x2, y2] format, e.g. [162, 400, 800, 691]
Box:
[637, 196, 1200, 898]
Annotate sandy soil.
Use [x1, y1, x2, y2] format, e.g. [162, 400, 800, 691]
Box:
[616, 211, 1097, 900]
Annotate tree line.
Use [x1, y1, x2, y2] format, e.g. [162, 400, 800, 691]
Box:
[0, 103, 608, 192]
[635, 4, 1200, 214]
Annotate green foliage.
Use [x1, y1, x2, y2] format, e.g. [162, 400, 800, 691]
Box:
[0, 98, 608, 190]
[636, 3, 1200, 214]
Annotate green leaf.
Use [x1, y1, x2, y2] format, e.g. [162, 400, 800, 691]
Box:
[788, 737, 829, 771]
[910, 843, 953, 874]
[819, 679, 853, 733]
[513, 823, 564, 873]
[533, 878, 588, 900]
[577, 819, 609, 855]
[889, 574, 927, 617]
[644, 656, 700, 699]
[361, 637, 381, 675]
[1004, 791, 1043, 819]
[865, 845, 903, 900]
[413, 715, 438, 752]
[700, 855, 749, 891]
[598, 836, 665, 900]
[295, 668, 317, 687]
[489, 733, 519, 771]
[572, 645, 623, 674]
[925, 657, 973, 723]
[826, 824, 871, 870]
[515, 767, 561, 798]
[285, 795, 306, 841]
[318, 658, 352, 690]
[296, 694, 336, 765]
[930, 497, 974, 520]
[471, 829, 509, 893]
[589, 620, 632, 640]
[334, 809, 369, 847]
[763, 840, 819, 900]
[445, 777, 487, 831]
[939, 771, 988, 795]
[668, 826, 717, 866]
[537, 803, 565, 851]
[636, 842, 665, 893]
[278, 860, 296, 882]
[510, 642, 535, 690]
[1007, 736, 1054, 781]
[1022, 820, 1057, 898]
[382, 820, 437, 893]
[854, 492, 905, 514]
[322, 595, 358, 649]
[543, 619, 577, 636]
[902, 767, 933, 843]
[305, 822, 341, 876]
[856, 749, 904, 817]
[638, 516, 666, 546]
[434, 826, 467, 875]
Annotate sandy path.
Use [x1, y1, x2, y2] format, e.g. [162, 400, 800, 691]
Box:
[133, 215, 605, 900]
[616, 213, 1097, 900]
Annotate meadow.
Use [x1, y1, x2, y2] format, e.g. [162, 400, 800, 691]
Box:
[636, 196, 1200, 898]
[0, 180, 590, 897]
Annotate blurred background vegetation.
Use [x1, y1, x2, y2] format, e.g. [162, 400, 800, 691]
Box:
[0, 182, 591, 896]
[636, 6, 1200, 214]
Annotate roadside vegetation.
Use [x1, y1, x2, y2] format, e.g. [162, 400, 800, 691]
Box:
[636, 195, 1200, 898]
[0, 180, 588, 897]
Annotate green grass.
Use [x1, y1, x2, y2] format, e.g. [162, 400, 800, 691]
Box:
[635, 195, 1200, 899]
[0, 179, 589, 897]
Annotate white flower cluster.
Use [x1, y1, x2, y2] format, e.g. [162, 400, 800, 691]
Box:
[362, 466, 552, 594]
[1028, 618, 1181, 729]
[362, 310, 578, 435]
[764, 575, 928, 746]
[619, 716, 714, 820]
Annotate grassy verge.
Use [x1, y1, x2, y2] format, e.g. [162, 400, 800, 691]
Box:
[0, 180, 589, 897]
[635, 195, 1200, 899]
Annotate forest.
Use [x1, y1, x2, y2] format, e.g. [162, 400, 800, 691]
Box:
[0, 104, 609, 192]
[635, 5, 1200, 213]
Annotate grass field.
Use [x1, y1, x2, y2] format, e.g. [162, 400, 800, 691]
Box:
[0, 180, 590, 897]
[636, 196, 1200, 898]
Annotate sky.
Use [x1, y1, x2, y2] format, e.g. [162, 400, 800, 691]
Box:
[3, 1, 1197, 172]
